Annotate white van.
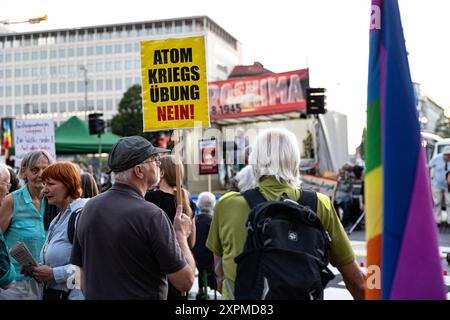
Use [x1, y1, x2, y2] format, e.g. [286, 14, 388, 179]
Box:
[432, 138, 450, 160]
[421, 132, 443, 162]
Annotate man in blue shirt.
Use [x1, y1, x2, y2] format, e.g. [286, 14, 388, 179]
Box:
[428, 146, 450, 225]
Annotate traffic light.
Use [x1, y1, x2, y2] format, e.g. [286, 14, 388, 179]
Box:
[88, 113, 105, 135]
[306, 88, 327, 115]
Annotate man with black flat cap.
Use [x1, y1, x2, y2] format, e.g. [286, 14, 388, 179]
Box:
[70, 136, 196, 299]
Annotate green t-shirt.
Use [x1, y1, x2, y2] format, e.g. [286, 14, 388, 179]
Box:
[206, 177, 355, 299]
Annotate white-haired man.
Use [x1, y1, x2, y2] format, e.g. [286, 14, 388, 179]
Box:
[206, 128, 365, 300]
[0, 164, 15, 289]
[70, 136, 195, 299]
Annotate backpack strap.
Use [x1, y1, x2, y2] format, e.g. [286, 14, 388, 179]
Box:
[242, 188, 267, 209]
[67, 207, 83, 244]
[298, 189, 318, 213]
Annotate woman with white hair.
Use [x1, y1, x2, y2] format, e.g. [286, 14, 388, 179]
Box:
[206, 128, 365, 300]
[192, 192, 216, 299]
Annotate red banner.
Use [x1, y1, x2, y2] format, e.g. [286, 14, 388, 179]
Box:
[208, 69, 309, 119]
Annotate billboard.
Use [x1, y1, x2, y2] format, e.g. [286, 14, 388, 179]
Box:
[208, 68, 309, 119]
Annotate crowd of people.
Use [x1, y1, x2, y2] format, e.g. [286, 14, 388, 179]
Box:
[333, 163, 365, 231]
[0, 128, 367, 300]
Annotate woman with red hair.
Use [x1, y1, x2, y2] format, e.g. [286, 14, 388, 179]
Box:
[28, 161, 87, 300]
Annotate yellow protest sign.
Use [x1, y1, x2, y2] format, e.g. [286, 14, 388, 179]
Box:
[141, 36, 210, 131]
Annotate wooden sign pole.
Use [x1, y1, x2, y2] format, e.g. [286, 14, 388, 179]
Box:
[173, 129, 183, 206]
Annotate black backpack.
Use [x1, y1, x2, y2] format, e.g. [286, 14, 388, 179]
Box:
[67, 208, 82, 244]
[234, 189, 335, 300]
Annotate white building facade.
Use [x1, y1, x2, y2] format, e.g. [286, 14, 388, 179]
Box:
[0, 16, 242, 126]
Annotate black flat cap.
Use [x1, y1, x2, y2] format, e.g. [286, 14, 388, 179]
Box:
[108, 136, 170, 173]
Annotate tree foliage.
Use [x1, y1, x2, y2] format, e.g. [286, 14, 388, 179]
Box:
[111, 84, 174, 149]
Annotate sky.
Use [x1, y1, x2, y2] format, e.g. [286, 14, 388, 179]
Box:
[2, 0, 450, 153]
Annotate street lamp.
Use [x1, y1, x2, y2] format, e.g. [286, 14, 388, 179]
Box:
[79, 65, 88, 121]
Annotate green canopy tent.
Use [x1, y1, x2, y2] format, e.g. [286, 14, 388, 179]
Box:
[55, 116, 121, 154]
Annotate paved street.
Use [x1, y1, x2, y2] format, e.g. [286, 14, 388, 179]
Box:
[189, 227, 450, 300]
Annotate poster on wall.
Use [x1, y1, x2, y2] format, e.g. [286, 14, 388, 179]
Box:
[13, 119, 56, 167]
[199, 138, 218, 175]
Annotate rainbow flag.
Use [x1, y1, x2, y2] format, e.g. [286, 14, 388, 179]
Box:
[1, 118, 12, 153]
[365, 0, 446, 300]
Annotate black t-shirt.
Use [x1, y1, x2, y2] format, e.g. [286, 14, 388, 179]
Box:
[144, 189, 197, 223]
[70, 183, 186, 300]
[192, 213, 214, 270]
[144, 189, 196, 300]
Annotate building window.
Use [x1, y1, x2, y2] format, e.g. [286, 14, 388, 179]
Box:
[59, 65, 67, 75]
[5, 105, 12, 117]
[77, 81, 84, 93]
[32, 84, 39, 95]
[96, 62, 104, 72]
[41, 103, 48, 113]
[125, 60, 133, 70]
[23, 68, 30, 77]
[114, 44, 122, 53]
[115, 78, 122, 90]
[32, 51, 39, 60]
[68, 48, 75, 57]
[51, 102, 58, 113]
[125, 43, 133, 53]
[96, 45, 103, 55]
[105, 79, 113, 91]
[15, 104, 22, 116]
[50, 50, 57, 59]
[14, 85, 21, 95]
[23, 51, 30, 61]
[77, 47, 84, 56]
[114, 61, 122, 71]
[40, 83, 47, 95]
[5, 53, 12, 62]
[5, 69, 12, 78]
[105, 45, 113, 54]
[14, 69, 21, 77]
[32, 103, 39, 113]
[59, 101, 67, 112]
[68, 101, 76, 112]
[68, 81, 75, 93]
[14, 52, 22, 62]
[23, 84, 30, 96]
[125, 77, 133, 88]
[59, 82, 66, 94]
[134, 42, 140, 52]
[40, 67, 48, 77]
[97, 99, 104, 111]
[32, 68, 39, 77]
[40, 50, 48, 59]
[50, 83, 57, 94]
[87, 46, 94, 56]
[59, 49, 66, 58]
[5, 86, 12, 97]
[106, 99, 113, 111]
[96, 79, 104, 91]
[105, 61, 113, 72]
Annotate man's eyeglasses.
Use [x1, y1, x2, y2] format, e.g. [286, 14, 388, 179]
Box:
[141, 157, 161, 167]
